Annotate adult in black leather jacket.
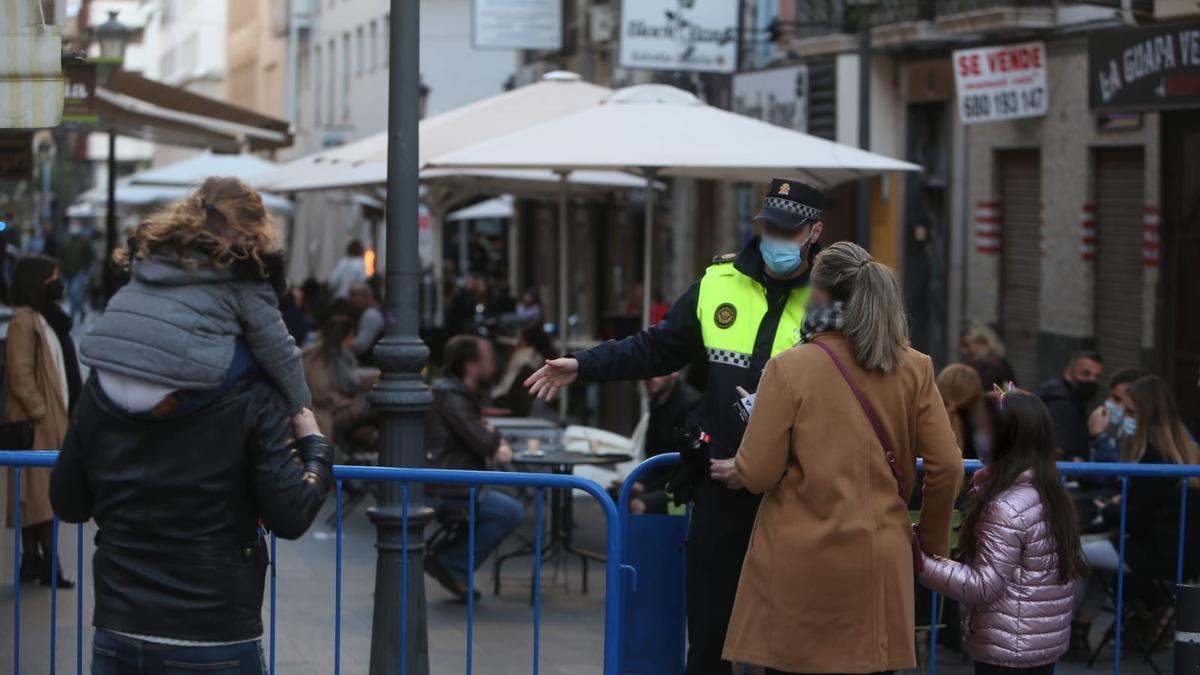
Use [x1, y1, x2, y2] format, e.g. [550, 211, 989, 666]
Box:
[50, 373, 333, 646]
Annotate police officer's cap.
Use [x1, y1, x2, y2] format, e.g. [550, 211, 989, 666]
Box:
[752, 178, 824, 232]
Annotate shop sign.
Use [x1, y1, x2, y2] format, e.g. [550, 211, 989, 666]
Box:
[1088, 21, 1200, 111]
[472, 0, 562, 50]
[618, 0, 738, 73]
[732, 65, 808, 132]
[952, 41, 1048, 124]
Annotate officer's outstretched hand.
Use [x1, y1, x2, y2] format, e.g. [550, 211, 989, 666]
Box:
[525, 357, 580, 401]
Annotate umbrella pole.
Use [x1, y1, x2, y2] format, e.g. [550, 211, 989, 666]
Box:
[557, 171, 570, 420]
[642, 170, 657, 329]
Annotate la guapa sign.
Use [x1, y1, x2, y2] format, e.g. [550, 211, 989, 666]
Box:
[618, 0, 738, 74]
[1089, 21, 1200, 112]
[952, 41, 1048, 124]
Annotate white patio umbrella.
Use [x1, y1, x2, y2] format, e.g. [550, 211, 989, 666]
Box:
[74, 178, 294, 215]
[128, 151, 281, 187]
[253, 72, 631, 408]
[430, 84, 923, 327]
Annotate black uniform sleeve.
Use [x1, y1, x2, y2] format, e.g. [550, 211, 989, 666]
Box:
[574, 282, 703, 382]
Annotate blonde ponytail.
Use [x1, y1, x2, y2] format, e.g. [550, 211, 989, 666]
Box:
[811, 242, 909, 372]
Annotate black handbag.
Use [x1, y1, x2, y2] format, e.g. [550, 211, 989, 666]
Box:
[0, 420, 34, 450]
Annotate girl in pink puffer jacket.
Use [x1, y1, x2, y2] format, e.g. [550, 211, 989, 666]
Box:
[920, 388, 1087, 675]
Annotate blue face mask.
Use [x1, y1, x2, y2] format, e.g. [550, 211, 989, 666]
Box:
[1122, 416, 1137, 436]
[1104, 399, 1125, 427]
[973, 431, 993, 464]
[760, 234, 811, 277]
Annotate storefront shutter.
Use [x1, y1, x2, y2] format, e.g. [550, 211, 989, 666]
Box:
[1094, 147, 1145, 374]
[999, 150, 1041, 387]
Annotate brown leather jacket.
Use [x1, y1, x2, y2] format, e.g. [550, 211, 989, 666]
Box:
[424, 376, 500, 498]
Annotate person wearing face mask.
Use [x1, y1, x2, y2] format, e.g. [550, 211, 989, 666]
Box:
[1036, 350, 1104, 461]
[4, 255, 81, 589]
[523, 178, 825, 675]
[1086, 368, 1147, 464]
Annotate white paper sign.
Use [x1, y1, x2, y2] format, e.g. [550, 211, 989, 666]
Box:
[618, 0, 738, 73]
[953, 41, 1048, 124]
[473, 0, 562, 50]
[732, 65, 809, 132]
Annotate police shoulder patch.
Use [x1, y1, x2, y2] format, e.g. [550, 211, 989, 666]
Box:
[714, 302, 737, 329]
[711, 252, 737, 264]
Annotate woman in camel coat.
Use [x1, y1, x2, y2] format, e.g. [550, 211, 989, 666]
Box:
[5, 255, 79, 588]
[723, 242, 963, 674]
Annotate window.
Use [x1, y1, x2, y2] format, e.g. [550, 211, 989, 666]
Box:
[342, 33, 351, 120]
[356, 26, 364, 76]
[369, 21, 377, 72]
[383, 14, 389, 69]
[328, 38, 336, 124]
[313, 45, 322, 124]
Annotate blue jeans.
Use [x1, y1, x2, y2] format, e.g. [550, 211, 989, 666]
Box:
[429, 490, 523, 582]
[92, 630, 265, 674]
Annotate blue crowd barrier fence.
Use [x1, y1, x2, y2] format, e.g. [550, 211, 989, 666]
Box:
[3, 450, 1198, 675]
[1, 450, 623, 675]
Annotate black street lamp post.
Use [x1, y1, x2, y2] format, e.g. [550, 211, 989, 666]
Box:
[367, 1, 433, 674]
[95, 10, 130, 301]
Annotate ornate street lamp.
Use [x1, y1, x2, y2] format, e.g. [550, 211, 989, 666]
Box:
[367, 2, 432, 674]
[95, 10, 132, 63]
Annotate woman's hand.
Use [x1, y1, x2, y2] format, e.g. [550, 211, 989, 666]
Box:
[710, 458, 744, 490]
[292, 408, 321, 438]
[524, 357, 580, 401]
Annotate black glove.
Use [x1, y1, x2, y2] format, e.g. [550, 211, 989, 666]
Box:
[666, 426, 712, 507]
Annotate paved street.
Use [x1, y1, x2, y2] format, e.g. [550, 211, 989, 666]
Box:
[0, 475, 1172, 675]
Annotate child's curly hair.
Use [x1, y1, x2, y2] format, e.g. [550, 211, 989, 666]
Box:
[115, 176, 282, 276]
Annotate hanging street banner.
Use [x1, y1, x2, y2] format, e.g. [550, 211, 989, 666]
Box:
[1088, 21, 1200, 112]
[952, 41, 1048, 124]
[732, 65, 809, 132]
[618, 0, 738, 73]
[472, 0, 562, 50]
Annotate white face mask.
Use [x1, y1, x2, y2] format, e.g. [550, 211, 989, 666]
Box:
[1122, 415, 1137, 437]
[1104, 399, 1125, 427]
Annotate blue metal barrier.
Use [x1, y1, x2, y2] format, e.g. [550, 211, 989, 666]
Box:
[5, 450, 1198, 675]
[1, 451, 623, 675]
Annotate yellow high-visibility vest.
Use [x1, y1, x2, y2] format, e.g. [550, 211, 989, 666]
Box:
[695, 260, 810, 369]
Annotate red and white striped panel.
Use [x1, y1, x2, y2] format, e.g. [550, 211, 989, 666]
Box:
[1080, 203, 1096, 262]
[1040, 202, 1046, 258]
[1143, 206, 1159, 268]
[974, 201, 1001, 255]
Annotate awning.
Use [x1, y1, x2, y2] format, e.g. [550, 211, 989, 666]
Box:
[0, 0, 63, 129]
[96, 71, 291, 152]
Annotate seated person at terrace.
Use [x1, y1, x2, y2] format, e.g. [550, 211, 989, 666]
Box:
[424, 335, 523, 601]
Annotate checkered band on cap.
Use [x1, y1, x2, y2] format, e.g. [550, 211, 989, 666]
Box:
[763, 197, 821, 221]
[706, 348, 751, 369]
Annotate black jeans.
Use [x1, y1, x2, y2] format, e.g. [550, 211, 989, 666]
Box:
[92, 630, 266, 674]
[973, 662, 1055, 675]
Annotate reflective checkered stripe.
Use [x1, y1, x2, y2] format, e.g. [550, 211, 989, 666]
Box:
[696, 262, 809, 368]
[706, 348, 751, 369]
[763, 197, 821, 222]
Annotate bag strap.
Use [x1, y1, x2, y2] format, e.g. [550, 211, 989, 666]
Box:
[810, 339, 906, 501]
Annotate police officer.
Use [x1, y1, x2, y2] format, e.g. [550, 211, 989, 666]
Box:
[525, 178, 824, 675]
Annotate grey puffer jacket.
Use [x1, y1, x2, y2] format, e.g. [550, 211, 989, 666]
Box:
[918, 471, 1074, 667]
[80, 253, 311, 413]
